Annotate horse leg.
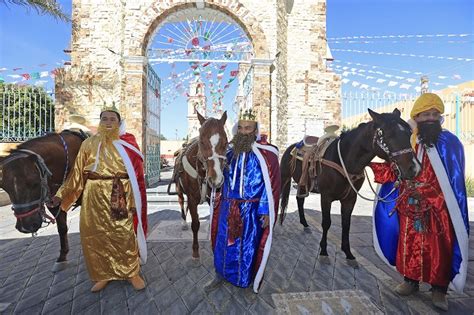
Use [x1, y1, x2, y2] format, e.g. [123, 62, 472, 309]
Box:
[177, 185, 188, 231]
[50, 207, 69, 272]
[319, 195, 332, 263]
[189, 201, 200, 260]
[340, 198, 358, 266]
[296, 196, 310, 232]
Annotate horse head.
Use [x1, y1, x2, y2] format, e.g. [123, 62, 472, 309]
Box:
[197, 111, 228, 188]
[0, 152, 46, 233]
[368, 108, 421, 180]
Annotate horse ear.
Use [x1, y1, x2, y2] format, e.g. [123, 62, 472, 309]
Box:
[197, 110, 206, 126]
[392, 108, 401, 117]
[368, 108, 382, 125]
[220, 111, 227, 125]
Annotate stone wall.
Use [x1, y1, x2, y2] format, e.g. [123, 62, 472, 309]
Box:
[56, 0, 340, 151]
[285, 0, 341, 146]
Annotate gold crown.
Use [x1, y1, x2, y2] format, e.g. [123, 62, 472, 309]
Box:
[239, 108, 257, 121]
[101, 101, 120, 114]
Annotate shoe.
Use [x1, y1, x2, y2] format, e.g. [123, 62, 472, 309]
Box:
[204, 276, 224, 293]
[91, 280, 109, 292]
[129, 275, 146, 290]
[394, 281, 419, 296]
[432, 291, 448, 311]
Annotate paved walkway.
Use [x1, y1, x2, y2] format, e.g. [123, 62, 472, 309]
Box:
[0, 169, 473, 314]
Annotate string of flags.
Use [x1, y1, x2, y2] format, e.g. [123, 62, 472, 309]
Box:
[0, 67, 59, 86]
[330, 40, 472, 44]
[332, 60, 464, 81]
[328, 33, 473, 41]
[332, 64, 446, 86]
[330, 65, 462, 93]
[331, 49, 474, 62]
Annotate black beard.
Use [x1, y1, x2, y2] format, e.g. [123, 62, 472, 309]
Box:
[231, 133, 256, 157]
[418, 120, 442, 147]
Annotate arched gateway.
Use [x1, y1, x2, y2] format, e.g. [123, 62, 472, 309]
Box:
[55, 0, 340, 184]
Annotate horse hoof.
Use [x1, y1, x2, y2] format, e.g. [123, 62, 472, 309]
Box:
[319, 255, 331, 265]
[303, 226, 312, 234]
[51, 261, 68, 273]
[189, 258, 200, 268]
[181, 222, 189, 231]
[346, 259, 359, 268]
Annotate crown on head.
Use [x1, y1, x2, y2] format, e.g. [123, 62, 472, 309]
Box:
[101, 101, 120, 114]
[239, 108, 257, 122]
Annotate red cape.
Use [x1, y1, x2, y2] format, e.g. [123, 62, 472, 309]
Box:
[120, 133, 148, 236]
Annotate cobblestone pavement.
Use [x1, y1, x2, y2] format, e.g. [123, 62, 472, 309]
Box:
[0, 173, 473, 314]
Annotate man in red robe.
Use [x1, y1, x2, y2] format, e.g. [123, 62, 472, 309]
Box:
[371, 93, 469, 311]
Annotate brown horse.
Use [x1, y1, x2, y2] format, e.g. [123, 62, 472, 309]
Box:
[168, 111, 228, 259]
[280, 109, 420, 263]
[0, 130, 86, 268]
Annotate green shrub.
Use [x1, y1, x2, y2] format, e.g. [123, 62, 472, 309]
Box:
[466, 177, 474, 198]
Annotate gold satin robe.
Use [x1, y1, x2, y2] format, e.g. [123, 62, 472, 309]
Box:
[56, 135, 139, 281]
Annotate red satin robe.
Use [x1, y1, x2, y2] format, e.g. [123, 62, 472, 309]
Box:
[371, 146, 455, 287]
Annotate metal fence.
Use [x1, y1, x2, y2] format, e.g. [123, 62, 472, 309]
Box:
[341, 90, 474, 143]
[0, 84, 55, 142]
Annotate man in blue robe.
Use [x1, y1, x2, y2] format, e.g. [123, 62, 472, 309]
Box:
[205, 109, 281, 293]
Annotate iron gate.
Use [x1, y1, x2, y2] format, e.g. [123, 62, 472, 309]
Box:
[145, 64, 161, 187]
[0, 84, 55, 142]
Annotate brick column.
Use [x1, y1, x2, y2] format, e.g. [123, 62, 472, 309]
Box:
[251, 59, 273, 141]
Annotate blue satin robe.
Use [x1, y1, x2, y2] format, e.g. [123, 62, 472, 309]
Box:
[213, 149, 269, 287]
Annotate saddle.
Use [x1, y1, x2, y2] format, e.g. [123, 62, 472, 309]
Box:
[290, 135, 338, 197]
[171, 139, 209, 204]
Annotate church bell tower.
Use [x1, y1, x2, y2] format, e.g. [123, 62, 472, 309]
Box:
[187, 78, 207, 139]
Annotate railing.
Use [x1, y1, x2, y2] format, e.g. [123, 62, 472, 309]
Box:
[0, 84, 55, 142]
[341, 90, 474, 143]
[145, 65, 161, 187]
[145, 143, 161, 188]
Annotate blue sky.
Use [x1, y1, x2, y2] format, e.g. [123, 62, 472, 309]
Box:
[1, 0, 473, 139]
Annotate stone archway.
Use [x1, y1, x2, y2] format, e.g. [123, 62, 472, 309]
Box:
[56, 0, 341, 157]
[122, 1, 273, 149]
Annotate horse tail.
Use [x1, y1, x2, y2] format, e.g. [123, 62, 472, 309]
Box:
[279, 144, 296, 225]
[280, 176, 291, 225]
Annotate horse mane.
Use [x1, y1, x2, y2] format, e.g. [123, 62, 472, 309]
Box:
[339, 122, 372, 140]
[201, 116, 222, 129]
[10, 133, 60, 154]
[9, 130, 86, 155]
[339, 112, 410, 141]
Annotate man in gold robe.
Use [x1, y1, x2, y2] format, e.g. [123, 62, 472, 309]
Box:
[51, 106, 148, 292]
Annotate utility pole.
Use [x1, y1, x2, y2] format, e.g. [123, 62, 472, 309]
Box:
[175, 129, 178, 140]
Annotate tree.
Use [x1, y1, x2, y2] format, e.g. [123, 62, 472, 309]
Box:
[0, 0, 70, 22]
[0, 83, 55, 142]
[159, 134, 167, 140]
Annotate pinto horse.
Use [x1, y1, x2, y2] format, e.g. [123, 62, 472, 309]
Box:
[168, 111, 228, 259]
[280, 109, 420, 263]
[0, 130, 86, 267]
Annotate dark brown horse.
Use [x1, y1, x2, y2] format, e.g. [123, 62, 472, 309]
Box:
[168, 111, 228, 259]
[280, 109, 420, 263]
[0, 130, 86, 269]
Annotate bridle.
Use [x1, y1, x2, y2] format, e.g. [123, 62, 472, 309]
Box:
[1, 132, 81, 229]
[373, 127, 414, 166]
[4, 149, 56, 225]
[337, 125, 414, 203]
